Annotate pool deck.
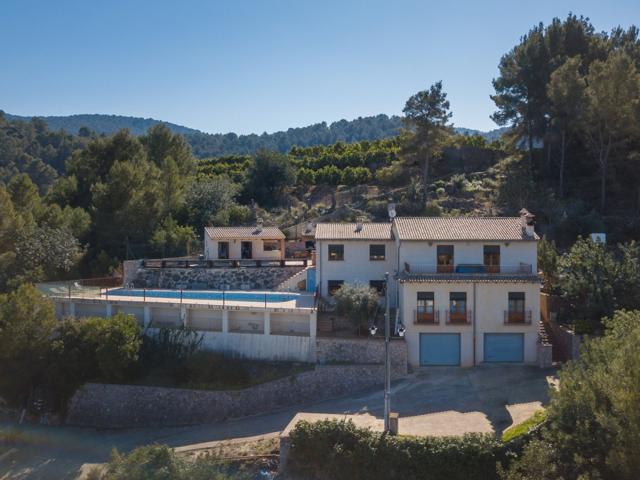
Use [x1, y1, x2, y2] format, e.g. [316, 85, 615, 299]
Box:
[54, 289, 317, 312]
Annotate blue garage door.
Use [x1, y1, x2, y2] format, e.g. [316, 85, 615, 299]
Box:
[484, 333, 524, 363]
[420, 333, 460, 366]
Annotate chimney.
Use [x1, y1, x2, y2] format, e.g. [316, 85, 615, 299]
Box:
[304, 222, 313, 235]
[519, 209, 535, 237]
[256, 217, 264, 233]
[355, 217, 364, 232]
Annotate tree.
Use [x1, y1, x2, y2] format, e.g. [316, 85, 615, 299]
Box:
[402, 81, 452, 201]
[243, 150, 295, 207]
[150, 217, 197, 258]
[583, 51, 640, 212]
[333, 282, 380, 330]
[537, 236, 559, 293]
[502, 310, 640, 479]
[547, 56, 586, 197]
[0, 285, 57, 405]
[184, 176, 240, 232]
[558, 238, 640, 332]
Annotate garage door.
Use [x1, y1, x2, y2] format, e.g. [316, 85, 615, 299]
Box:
[484, 333, 524, 363]
[420, 333, 460, 366]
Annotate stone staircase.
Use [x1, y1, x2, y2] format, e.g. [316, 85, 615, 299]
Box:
[276, 266, 312, 292]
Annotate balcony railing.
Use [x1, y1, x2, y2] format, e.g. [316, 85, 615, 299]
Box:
[142, 258, 311, 269]
[446, 310, 473, 325]
[404, 263, 533, 275]
[504, 310, 532, 325]
[414, 309, 439, 325]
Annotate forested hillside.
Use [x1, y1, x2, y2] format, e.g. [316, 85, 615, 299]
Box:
[4, 111, 505, 157]
[0, 14, 638, 293]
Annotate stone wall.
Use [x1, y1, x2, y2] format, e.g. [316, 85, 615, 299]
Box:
[127, 265, 303, 290]
[66, 365, 395, 428]
[316, 337, 408, 376]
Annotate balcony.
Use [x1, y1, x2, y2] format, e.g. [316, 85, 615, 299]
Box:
[414, 309, 439, 325]
[504, 310, 532, 325]
[404, 263, 533, 275]
[446, 310, 473, 325]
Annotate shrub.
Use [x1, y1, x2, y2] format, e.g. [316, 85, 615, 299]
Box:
[287, 419, 505, 480]
[96, 444, 244, 480]
[501, 310, 640, 479]
[0, 285, 57, 406]
[333, 282, 380, 330]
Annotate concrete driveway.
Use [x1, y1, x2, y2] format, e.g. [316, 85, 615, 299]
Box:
[0, 365, 556, 479]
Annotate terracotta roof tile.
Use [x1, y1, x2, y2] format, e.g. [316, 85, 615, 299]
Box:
[205, 226, 285, 239]
[315, 223, 393, 240]
[393, 217, 538, 241]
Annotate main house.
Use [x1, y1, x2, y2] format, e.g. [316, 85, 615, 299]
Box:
[315, 210, 541, 367]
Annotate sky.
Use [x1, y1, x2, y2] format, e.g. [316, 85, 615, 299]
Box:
[1, 0, 638, 135]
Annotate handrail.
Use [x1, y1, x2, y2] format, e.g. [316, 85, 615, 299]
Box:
[404, 264, 533, 275]
[414, 309, 439, 325]
[445, 310, 473, 324]
[504, 310, 532, 324]
[141, 258, 309, 269]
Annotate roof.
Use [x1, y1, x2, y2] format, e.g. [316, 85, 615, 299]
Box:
[315, 223, 393, 241]
[205, 226, 285, 240]
[393, 217, 539, 241]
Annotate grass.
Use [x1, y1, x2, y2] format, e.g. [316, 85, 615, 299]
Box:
[501, 409, 548, 443]
[132, 353, 314, 392]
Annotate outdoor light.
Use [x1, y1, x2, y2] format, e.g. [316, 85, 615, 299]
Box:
[369, 325, 378, 336]
[397, 325, 406, 337]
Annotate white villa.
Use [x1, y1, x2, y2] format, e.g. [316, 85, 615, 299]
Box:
[314, 210, 541, 367]
[204, 224, 286, 261]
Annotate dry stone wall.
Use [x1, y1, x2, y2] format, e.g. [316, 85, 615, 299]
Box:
[127, 265, 303, 290]
[66, 364, 399, 428]
[316, 337, 407, 376]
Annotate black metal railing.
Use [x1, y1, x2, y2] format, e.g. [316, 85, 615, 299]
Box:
[404, 263, 533, 275]
[141, 258, 310, 269]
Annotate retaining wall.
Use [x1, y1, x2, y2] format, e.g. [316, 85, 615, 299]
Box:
[66, 364, 400, 428]
[316, 337, 408, 376]
[124, 264, 303, 291]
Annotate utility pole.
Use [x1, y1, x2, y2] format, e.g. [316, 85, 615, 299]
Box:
[384, 271, 391, 432]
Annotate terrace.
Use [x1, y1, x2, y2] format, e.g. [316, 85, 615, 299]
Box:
[401, 263, 540, 283]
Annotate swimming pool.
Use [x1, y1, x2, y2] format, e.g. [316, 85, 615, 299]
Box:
[106, 288, 299, 303]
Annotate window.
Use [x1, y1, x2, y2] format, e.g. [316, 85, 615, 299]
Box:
[508, 292, 525, 312]
[218, 242, 229, 259]
[437, 245, 454, 272]
[484, 245, 500, 273]
[417, 292, 434, 314]
[449, 292, 467, 313]
[328, 244, 344, 261]
[369, 244, 386, 261]
[263, 240, 280, 251]
[369, 280, 386, 295]
[328, 280, 344, 296]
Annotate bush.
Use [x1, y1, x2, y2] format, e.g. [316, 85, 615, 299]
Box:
[287, 419, 505, 480]
[333, 282, 380, 330]
[0, 285, 57, 406]
[96, 444, 244, 480]
[501, 310, 640, 479]
[501, 410, 547, 443]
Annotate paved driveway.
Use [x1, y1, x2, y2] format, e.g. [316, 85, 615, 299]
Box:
[0, 365, 556, 479]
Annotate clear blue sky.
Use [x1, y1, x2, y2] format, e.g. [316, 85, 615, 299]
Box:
[1, 0, 638, 134]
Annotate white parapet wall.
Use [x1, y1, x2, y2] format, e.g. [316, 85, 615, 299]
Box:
[53, 297, 317, 363]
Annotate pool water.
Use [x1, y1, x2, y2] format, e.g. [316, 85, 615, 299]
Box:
[107, 288, 298, 303]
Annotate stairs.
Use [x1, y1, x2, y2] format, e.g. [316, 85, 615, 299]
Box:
[276, 266, 311, 292]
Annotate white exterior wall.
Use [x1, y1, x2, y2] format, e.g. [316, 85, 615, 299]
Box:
[400, 281, 540, 367]
[204, 237, 283, 260]
[316, 239, 398, 306]
[397, 240, 537, 272]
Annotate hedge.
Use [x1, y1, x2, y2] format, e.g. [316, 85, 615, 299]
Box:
[286, 419, 507, 480]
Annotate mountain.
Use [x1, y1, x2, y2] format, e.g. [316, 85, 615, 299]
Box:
[3, 111, 507, 157]
[4, 113, 200, 136]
